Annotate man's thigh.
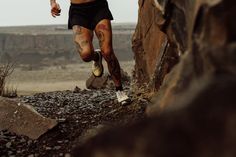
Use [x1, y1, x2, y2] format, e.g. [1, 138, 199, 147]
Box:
[94, 19, 112, 49]
[72, 25, 94, 53]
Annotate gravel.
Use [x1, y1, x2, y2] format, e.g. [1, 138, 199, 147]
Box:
[0, 86, 149, 156]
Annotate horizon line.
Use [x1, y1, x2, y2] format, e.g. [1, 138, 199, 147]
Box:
[0, 22, 137, 28]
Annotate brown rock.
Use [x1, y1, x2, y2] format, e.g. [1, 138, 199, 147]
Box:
[132, 0, 179, 91]
[78, 125, 109, 145]
[147, 0, 236, 115]
[0, 97, 57, 139]
[86, 69, 131, 90]
[86, 74, 109, 89]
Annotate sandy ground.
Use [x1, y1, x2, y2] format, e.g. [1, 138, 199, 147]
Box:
[7, 61, 134, 95]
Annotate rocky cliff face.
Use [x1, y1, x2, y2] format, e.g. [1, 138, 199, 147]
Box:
[132, 0, 236, 93]
[132, 0, 179, 91]
[0, 33, 75, 64]
[145, 0, 236, 114]
[132, 0, 236, 110]
[73, 0, 236, 156]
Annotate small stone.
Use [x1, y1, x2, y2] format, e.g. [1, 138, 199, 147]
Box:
[20, 138, 26, 143]
[27, 154, 34, 157]
[57, 140, 63, 144]
[8, 151, 13, 155]
[58, 118, 66, 122]
[45, 146, 52, 150]
[73, 86, 81, 93]
[6, 142, 11, 148]
[34, 154, 39, 157]
[108, 109, 117, 115]
[64, 153, 71, 157]
[54, 146, 61, 150]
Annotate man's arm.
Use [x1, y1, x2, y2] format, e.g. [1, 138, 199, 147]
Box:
[50, 0, 56, 6]
[50, 0, 61, 17]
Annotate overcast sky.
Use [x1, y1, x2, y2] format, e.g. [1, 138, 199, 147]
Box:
[0, 0, 139, 26]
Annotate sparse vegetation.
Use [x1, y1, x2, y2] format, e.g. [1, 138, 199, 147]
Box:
[2, 85, 17, 98]
[0, 62, 16, 97]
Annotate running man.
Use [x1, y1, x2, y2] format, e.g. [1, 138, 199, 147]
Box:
[50, 0, 130, 105]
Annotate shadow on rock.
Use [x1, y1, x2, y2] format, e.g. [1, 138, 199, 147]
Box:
[72, 78, 236, 157]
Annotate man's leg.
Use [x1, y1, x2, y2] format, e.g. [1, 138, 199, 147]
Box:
[94, 19, 122, 89]
[73, 25, 104, 77]
[73, 25, 97, 62]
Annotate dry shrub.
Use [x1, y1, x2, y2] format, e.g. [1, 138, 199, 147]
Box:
[0, 62, 16, 97]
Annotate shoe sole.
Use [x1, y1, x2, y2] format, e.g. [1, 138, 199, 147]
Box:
[93, 66, 104, 77]
[121, 99, 132, 106]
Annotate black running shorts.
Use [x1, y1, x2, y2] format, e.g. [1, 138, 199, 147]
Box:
[68, 0, 114, 30]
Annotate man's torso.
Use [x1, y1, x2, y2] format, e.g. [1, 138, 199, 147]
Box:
[70, 0, 96, 4]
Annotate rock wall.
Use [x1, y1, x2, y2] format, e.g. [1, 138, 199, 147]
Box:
[132, 0, 236, 92]
[132, 0, 180, 91]
[133, 0, 236, 105]
[0, 33, 75, 64]
[145, 0, 236, 115]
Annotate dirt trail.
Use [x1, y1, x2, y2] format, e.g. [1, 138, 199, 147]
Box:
[7, 61, 134, 95]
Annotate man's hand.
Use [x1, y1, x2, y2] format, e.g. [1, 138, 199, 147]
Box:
[51, 2, 61, 17]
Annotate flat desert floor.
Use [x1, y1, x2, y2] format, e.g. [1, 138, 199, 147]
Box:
[7, 61, 135, 95]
